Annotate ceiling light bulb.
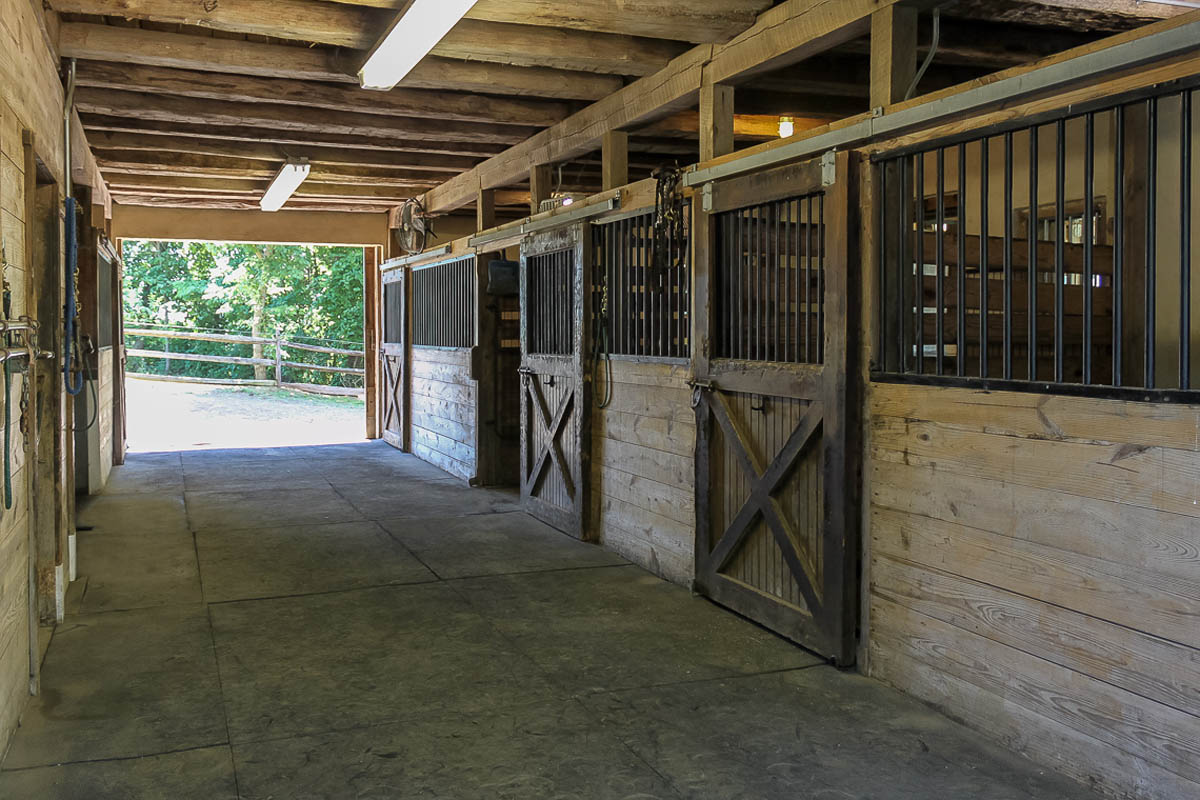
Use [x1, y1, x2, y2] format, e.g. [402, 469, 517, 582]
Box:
[260, 159, 310, 212]
[778, 116, 795, 138]
[359, 0, 480, 91]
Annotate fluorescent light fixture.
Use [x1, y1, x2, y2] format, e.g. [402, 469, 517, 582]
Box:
[359, 0, 479, 91]
[260, 159, 310, 212]
[778, 116, 795, 138]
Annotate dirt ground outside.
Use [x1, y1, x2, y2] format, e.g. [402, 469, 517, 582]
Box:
[125, 378, 366, 452]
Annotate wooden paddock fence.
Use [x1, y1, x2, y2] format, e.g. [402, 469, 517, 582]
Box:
[124, 326, 366, 397]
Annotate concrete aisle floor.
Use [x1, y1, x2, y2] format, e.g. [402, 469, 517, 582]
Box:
[0, 442, 1099, 799]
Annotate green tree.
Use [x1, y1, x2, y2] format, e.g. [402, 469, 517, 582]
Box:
[121, 240, 365, 386]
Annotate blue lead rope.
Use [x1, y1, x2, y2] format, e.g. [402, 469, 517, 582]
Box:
[64, 196, 84, 397]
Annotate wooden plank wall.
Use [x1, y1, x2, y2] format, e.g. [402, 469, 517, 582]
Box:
[590, 359, 695, 583]
[865, 381, 1200, 800]
[0, 95, 36, 759]
[409, 346, 476, 482]
[93, 347, 113, 490]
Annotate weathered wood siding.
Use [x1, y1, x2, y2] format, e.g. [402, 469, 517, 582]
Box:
[866, 381, 1200, 800]
[88, 347, 113, 491]
[590, 359, 695, 583]
[0, 93, 36, 757]
[410, 346, 476, 482]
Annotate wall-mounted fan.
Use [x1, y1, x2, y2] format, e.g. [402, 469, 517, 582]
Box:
[393, 197, 431, 255]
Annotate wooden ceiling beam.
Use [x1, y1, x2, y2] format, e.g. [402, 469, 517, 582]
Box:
[105, 174, 413, 200]
[998, 1, 1187, 21]
[95, 150, 439, 187]
[73, 88, 539, 144]
[112, 195, 398, 213]
[840, 18, 1096, 69]
[421, 0, 902, 213]
[329, 0, 771, 43]
[85, 131, 479, 172]
[73, 60, 570, 127]
[58, 22, 622, 100]
[54, 2, 684, 75]
[79, 115, 509, 157]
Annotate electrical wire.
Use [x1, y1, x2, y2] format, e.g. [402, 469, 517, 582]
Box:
[904, 7, 941, 102]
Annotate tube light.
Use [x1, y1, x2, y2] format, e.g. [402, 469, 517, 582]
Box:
[359, 0, 479, 91]
[259, 159, 310, 212]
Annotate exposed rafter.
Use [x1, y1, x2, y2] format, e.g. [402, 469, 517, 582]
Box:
[73, 89, 540, 145]
[79, 115, 511, 157]
[72, 61, 571, 127]
[58, 22, 623, 100]
[53, 2, 687, 75]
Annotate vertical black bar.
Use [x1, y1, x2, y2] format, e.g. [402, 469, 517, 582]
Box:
[806, 196, 813, 363]
[755, 205, 763, 361]
[1181, 90, 1192, 389]
[936, 148, 946, 376]
[1084, 112, 1096, 385]
[1114, 106, 1124, 386]
[1003, 131, 1014, 381]
[795, 198, 802, 365]
[877, 166, 887, 370]
[1029, 125, 1039, 382]
[1054, 119, 1066, 383]
[957, 144, 967, 377]
[1147, 97, 1158, 388]
[899, 157, 910, 372]
[787, 197, 795, 363]
[980, 140, 990, 378]
[774, 200, 782, 362]
[737, 210, 746, 360]
[915, 155, 925, 373]
[818, 191, 825, 363]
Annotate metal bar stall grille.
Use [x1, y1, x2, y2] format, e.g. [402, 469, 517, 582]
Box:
[383, 279, 403, 344]
[591, 210, 691, 359]
[528, 247, 575, 356]
[411, 255, 477, 348]
[874, 80, 1198, 397]
[715, 192, 825, 364]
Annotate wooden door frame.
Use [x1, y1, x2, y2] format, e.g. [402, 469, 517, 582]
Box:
[690, 151, 861, 665]
[518, 224, 592, 538]
[363, 245, 382, 440]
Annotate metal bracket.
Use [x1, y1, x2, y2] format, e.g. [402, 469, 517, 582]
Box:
[701, 182, 713, 213]
[821, 150, 837, 186]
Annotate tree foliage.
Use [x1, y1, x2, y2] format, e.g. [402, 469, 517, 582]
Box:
[122, 240, 365, 386]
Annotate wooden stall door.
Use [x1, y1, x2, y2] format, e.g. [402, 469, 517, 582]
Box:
[693, 152, 860, 665]
[519, 226, 590, 537]
[380, 268, 408, 450]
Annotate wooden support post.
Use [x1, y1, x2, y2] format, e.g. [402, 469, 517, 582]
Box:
[601, 130, 629, 191]
[273, 326, 283, 387]
[477, 187, 496, 231]
[870, 5, 919, 108]
[363, 246, 381, 439]
[530, 163, 552, 215]
[699, 80, 735, 162]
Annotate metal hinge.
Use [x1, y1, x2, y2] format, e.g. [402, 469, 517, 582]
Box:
[821, 150, 837, 187]
[701, 182, 713, 213]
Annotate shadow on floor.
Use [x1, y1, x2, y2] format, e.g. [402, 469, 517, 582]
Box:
[1, 441, 1098, 799]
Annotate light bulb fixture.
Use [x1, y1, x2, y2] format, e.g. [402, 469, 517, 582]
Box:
[359, 0, 480, 91]
[260, 158, 310, 212]
[778, 116, 795, 138]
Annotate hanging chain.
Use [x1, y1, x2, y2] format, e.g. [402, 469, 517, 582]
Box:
[650, 164, 685, 286]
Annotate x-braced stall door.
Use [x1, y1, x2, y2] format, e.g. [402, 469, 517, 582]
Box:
[693, 151, 860, 665]
[381, 267, 408, 450]
[519, 226, 590, 537]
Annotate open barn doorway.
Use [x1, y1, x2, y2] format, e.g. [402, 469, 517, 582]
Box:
[117, 239, 375, 453]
